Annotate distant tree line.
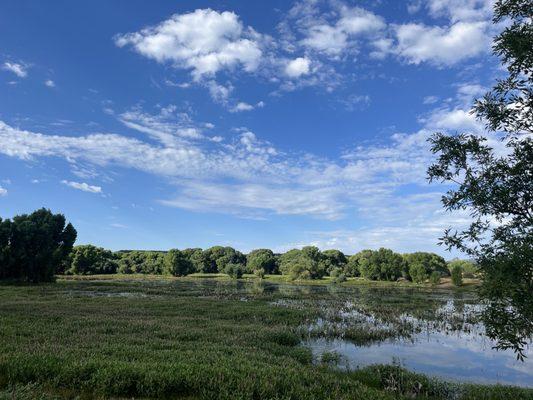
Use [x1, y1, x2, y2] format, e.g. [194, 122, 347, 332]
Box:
[63, 244, 475, 286]
[0, 209, 476, 285]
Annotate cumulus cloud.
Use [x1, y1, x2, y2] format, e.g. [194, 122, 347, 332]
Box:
[44, 79, 55, 87]
[285, 57, 311, 78]
[0, 185, 7, 196]
[425, 0, 494, 23]
[394, 21, 489, 66]
[115, 8, 263, 81]
[61, 180, 102, 193]
[2, 62, 28, 78]
[297, 5, 386, 56]
[391, 0, 494, 66]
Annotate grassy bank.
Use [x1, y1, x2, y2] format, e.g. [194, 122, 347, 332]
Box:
[0, 277, 527, 400]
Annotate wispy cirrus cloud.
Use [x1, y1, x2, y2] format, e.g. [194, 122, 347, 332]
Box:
[0, 81, 497, 252]
[61, 180, 102, 194]
[2, 62, 28, 78]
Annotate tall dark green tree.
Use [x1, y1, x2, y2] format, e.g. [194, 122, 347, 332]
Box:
[428, 0, 532, 358]
[0, 209, 77, 282]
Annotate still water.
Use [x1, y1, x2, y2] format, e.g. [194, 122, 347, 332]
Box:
[307, 330, 533, 387]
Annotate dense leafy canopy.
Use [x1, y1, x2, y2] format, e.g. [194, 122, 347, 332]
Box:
[118, 251, 165, 274]
[0, 208, 76, 282]
[427, 0, 532, 357]
[68, 245, 117, 275]
[165, 249, 194, 277]
[246, 249, 278, 275]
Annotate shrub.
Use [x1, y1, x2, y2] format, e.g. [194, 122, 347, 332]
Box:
[408, 263, 428, 283]
[223, 263, 244, 279]
[330, 267, 347, 284]
[451, 266, 463, 286]
[253, 267, 265, 279]
[429, 271, 441, 286]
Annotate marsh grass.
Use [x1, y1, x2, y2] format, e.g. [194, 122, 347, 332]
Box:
[0, 276, 530, 399]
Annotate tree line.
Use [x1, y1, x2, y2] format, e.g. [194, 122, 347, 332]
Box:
[0, 209, 476, 285]
[65, 243, 474, 285]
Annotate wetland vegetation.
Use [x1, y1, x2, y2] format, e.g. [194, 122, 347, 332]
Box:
[0, 276, 532, 399]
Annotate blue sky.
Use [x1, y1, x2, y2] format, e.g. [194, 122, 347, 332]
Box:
[0, 0, 501, 256]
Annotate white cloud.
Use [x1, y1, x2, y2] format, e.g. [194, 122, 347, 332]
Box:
[426, 0, 494, 23]
[394, 21, 490, 66]
[0, 185, 7, 196]
[230, 102, 255, 112]
[0, 83, 496, 232]
[298, 6, 386, 56]
[44, 79, 55, 87]
[206, 80, 234, 105]
[420, 108, 482, 132]
[61, 180, 102, 193]
[423, 95, 439, 105]
[2, 62, 28, 78]
[118, 104, 205, 146]
[115, 8, 263, 81]
[160, 181, 346, 220]
[285, 57, 311, 78]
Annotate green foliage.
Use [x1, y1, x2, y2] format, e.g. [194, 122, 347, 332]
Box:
[164, 249, 194, 277]
[345, 254, 361, 277]
[404, 252, 448, 282]
[451, 266, 463, 287]
[429, 271, 441, 286]
[201, 246, 245, 273]
[330, 267, 347, 284]
[358, 248, 405, 281]
[223, 263, 244, 279]
[322, 249, 347, 274]
[182, 247, 208, 272]
[349, 250, 375, 278]
[448, 259, 478, 278]
[117, 251, 165, 274]
[279, 246, 327, 280]
[68, 245, 117, 275]
[247, 248, 278, 275]
[0, 208, 76, 282]
[427, 0, 532, 357]
[408, 263, 428, 284]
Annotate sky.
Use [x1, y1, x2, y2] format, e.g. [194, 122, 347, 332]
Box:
[0, 0, 503, 256]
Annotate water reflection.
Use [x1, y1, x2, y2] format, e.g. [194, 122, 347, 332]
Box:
[307, 331, 533, 387]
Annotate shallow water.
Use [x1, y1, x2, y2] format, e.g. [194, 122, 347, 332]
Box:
[307, 332, 533, 387]
[64, 277, 532, 387]
[301, 295, 533, 388]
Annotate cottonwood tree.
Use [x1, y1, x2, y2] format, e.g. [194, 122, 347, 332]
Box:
[428, 0, 532, 358]
[0, 208, 77, 282]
